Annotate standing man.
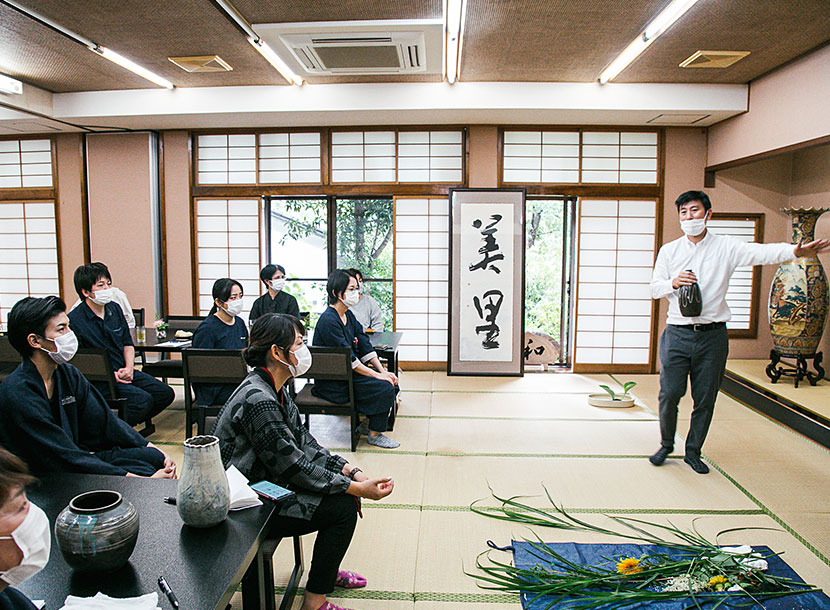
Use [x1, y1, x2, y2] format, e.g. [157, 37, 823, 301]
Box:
[649, 191, 829, 474]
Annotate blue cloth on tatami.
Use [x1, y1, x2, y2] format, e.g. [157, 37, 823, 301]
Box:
[509, 541, 829, 610]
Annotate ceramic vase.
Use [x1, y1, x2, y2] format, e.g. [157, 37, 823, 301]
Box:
[54, 490, 139, 573]
[768, 207, 829, 356]
[177, 435, 230, 528]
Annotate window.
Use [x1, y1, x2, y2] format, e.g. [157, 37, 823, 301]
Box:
[0, 139, 53, 188]
[0, 201, 60, 326]
[196, 135, 256, 185]
[501, 130, 659, 185]
[266, 197, 329, 328]
[394, 197, 449, 361]
[195, 199, 260, 322]
[336, 198, 394, 330]
[259, 133, 321, 184]
[707, 213, 764, 337]
[573, 199, 657, 370]
[331, 132, 396, 183]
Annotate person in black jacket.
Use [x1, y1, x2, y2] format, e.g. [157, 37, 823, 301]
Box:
[249, 264, 300, 324]
[0, 447, 46, 610]
[0, 296, 175, 478]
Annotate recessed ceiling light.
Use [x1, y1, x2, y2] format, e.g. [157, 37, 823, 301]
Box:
[679, 50, 750, 69]
[168, 55, 234, 73]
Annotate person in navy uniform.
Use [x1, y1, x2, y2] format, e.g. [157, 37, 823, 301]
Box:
[311, 270, 400, 449]
[67, 263, 174, 426]
[191, 278, 249, 407]
[0, 296, 175, 477]
[249, 264, 300, 325]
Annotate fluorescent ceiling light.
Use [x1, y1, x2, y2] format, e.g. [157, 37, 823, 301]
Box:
[445, 0, 467, 84]
[0, 74, 23, 95]
[599, 0, 699, 84]
[248, 37, 304, 86]
[90, 46, 174, 89]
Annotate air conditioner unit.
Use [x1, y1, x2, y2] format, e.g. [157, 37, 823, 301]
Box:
[253, 20, 444, 77]
[282, 31, 425, 74]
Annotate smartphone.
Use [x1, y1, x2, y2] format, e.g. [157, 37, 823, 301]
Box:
[250, 480, 293, 502]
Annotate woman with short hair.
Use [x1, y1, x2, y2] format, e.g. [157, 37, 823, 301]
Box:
[213, 313, 394, 610]
[249, 264, 300, 324]
[0, 446, 50, 610]
[311, 270, 399, 449]
[191, 278, 249, 407]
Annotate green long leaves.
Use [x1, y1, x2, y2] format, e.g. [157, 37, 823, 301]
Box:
[467, 486, 823, 610]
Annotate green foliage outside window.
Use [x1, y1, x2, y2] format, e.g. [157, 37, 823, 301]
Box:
[524, 199, 564, 343]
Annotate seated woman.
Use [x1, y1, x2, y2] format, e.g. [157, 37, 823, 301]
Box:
[192, 278, 249, 407]
[0, 446, 51, 610]
[213, 314, 394, 610]
[311, 270, 399, 449]
[345, 269, 383, 332]
[249, 264, 300, 324]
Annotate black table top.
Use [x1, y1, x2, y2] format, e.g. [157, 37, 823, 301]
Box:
[21, 473, 275, 610]
[130, 328, 193, 353]
[367, 331, 402, 352]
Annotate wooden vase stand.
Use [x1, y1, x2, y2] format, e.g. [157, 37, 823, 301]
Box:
[765, 350, 824, 387]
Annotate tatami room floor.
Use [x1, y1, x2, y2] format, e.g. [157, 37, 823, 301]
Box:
[149, 369, 830, 610]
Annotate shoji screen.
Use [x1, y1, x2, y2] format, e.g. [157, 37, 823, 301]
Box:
[707, 215, 762, 335]
[331, 131, 396, 183]
[0, 139, 53, 188]
[0, 201, 60, 325]
[196, 135, 256, 185]
[574, 199, 657, 371]
[194, 199, 261, 322]
[394, 197, 449, 362]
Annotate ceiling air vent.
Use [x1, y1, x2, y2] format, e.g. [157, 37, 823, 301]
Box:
[168, 55, 233, 73]
[252, 20, 443, 76]
[679, 50, 750, 69]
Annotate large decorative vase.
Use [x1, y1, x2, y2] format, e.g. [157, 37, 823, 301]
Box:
[768, 207, 829, 356]
[177, 435, 230, 528]
[54, 490, 139, 573]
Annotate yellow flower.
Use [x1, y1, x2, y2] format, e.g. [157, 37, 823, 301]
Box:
[616, 557, 642, 575]
[709, 575, 729, 591]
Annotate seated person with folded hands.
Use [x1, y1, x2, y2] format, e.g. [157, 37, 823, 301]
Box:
[0, 297, 176, 478]
[68, 263, 174, 426]
[214, 313, 393, 610]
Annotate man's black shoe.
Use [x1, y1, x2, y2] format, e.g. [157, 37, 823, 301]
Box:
[684, 454, 710, 474]
[649, 446, 672, 466]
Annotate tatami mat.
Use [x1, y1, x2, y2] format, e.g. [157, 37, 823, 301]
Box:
[398, 391, 432, 417]
[421, 455, 757, 511]
[430, 391, 655, 420]
[430, 373, 599, 394]
[335, 453, 427, 506]
[399, 371, 434, 391]
[426, 418, 664, 455]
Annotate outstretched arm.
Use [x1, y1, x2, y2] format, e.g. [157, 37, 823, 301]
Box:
[794, 239, 830, 258]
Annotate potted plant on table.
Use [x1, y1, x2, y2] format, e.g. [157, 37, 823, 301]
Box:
[588, 374, 636, 408]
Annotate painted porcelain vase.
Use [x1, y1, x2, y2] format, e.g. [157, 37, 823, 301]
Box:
[55, 490, 139, 573]
[768, 207, 829, 356]
[177, 435, 230, 528]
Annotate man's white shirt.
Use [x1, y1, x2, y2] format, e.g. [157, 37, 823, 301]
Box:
[650, 230, 796, 325]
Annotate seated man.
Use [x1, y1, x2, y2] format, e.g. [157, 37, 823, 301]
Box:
[0, 296, 175, 477]
[68, 263, 174, 425]
[68, 261, 136, 327]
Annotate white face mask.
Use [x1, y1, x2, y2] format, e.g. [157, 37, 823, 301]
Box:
[0, 502, 51, 587]
[680, 218, 707, 237]
[224, 299, 244, 317]
[270, 278, 286, 292]
[277, 343, 312, 378]
[90, 287, 115, 305]
[39, 331, 78, 364]
[341, 290, 360, 308]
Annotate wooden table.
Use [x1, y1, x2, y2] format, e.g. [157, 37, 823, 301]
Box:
[130, 328, 192, 354]
[21, 474, 280, 610]
[368, 331, 403, 377]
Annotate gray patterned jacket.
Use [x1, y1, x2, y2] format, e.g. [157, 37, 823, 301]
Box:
[213, 368, 352, 520]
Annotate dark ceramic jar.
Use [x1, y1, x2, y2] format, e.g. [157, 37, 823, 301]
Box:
[54, 490, 139, 573]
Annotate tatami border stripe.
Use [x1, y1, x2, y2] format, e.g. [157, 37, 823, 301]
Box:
[395, 414, 657, 422]
[364, 503, 765, 515]
[272, 586, 520, 603]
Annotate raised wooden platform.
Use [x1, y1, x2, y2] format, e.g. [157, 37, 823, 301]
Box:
[722, 359, 830, 449]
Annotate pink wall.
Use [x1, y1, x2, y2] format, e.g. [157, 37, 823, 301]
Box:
[468, 126, 499, 187]
[708, 44, 830, 167]
[162, 131, 193, 315]
[86, 133, 157, 318]
[54, 133, 86, 301]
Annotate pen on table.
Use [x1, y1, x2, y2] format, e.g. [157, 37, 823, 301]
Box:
[158, 575, 180, 609]
[163, 496, 176, 505]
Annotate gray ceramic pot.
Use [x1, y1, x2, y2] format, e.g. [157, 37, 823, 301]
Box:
[177, 435, 230, 528]
[54, 490, 139, 573]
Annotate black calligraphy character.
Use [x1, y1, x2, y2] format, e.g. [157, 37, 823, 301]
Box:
[469, 214, 504, 273]
[473, 289, 504, 349]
